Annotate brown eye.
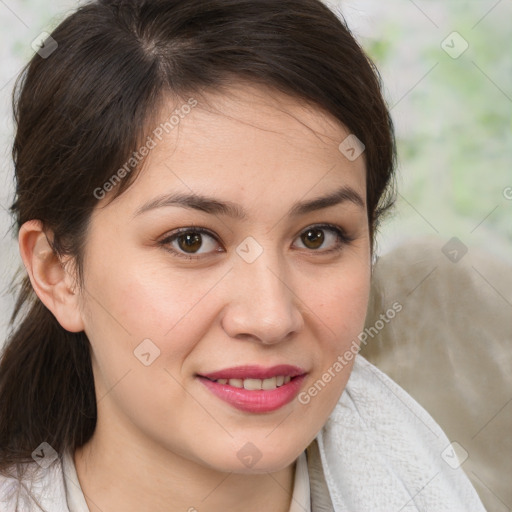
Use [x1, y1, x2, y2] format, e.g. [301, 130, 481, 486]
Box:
[177, 232, 203, 253]
[293, 224, 351, 253]
[301, 228, 325, 250]
[160, 228, 221, 259]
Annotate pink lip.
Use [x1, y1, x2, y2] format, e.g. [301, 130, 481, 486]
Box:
[197, 365, 307, 414]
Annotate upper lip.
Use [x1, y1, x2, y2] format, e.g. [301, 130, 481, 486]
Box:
[198, 364, 306, 380]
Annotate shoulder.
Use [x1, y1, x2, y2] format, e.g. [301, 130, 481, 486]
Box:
[316, 355, 487, 512]
[0, 456, 69, 512]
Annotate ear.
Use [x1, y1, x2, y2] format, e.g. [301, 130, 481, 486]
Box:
[18, 219, 85, 333]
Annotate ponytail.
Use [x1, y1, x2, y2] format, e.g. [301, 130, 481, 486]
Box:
[0, 274, 96, 474]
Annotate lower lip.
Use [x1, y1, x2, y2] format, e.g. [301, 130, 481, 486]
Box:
[198, 375, 307, 413]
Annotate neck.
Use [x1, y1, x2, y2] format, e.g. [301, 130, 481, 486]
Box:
[74, 417, 296, 512]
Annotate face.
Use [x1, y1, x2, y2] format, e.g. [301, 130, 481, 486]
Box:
[78, 83, 371, 474]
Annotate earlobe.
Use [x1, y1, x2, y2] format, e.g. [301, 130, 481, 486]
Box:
[18, 219, 85, 333]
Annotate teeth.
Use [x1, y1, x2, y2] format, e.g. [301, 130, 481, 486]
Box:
[244, 378, 262, 390]
[229, 378, 243, 388]
[214, 376, 293, 390]
[262, 377, 277, 390]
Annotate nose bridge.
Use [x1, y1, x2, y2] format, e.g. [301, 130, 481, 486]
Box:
[222, 242, 303, 343]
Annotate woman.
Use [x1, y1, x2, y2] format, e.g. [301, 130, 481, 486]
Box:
[0, 0, 487, 510]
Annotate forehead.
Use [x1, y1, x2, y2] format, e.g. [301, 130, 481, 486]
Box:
[162, 82, 360, 166]
[100, 82, 366, 215]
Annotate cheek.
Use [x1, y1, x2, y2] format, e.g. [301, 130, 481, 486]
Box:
[299, 261, 370, 408]
[83, 239, 224, 339]
[80, 260, 222, 436]
[308, 261, 371, 343]
[80, 245, 229, 396]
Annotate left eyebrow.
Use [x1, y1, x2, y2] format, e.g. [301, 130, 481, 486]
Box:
[133, 185, 365, 220]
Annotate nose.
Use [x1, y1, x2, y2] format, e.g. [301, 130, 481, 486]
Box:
[221, 250, 304, 345]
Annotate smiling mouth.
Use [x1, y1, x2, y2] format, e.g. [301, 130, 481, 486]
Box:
[196, 364, 307, 413]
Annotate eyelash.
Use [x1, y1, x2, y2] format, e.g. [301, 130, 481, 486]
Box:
[158, 223, 354, 261]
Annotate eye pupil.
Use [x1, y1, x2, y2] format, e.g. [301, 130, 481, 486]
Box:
[302, 228, 324, 249]
[178, 233, 202, 253]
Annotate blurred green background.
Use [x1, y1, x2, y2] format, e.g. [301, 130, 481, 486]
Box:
[334, 0, 511, 261]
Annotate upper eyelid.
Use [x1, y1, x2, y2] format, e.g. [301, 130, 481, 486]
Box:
[160, 223, 349, 249]
[162, 223, 345, 239]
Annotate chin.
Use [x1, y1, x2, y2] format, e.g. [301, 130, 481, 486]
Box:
[212, 437, 306, 474]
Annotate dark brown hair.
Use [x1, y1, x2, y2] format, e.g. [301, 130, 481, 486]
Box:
[0, 0, 396, 473]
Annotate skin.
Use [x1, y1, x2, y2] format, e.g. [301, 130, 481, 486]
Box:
[19, 83, 371, 512]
